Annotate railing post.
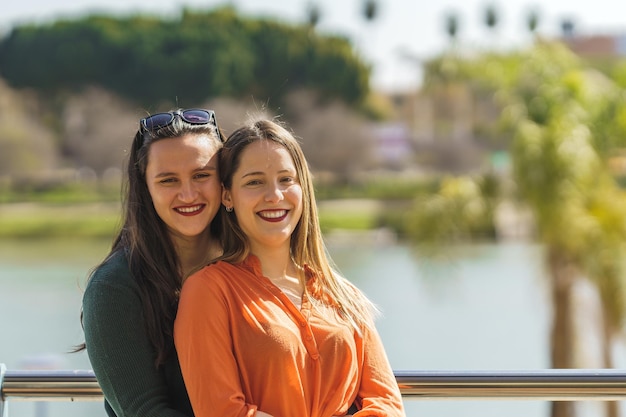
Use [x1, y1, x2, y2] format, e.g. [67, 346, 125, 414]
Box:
[0, 363, 7, 417]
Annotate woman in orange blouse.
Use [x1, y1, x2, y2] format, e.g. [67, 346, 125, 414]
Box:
[174, 119, 405, 417]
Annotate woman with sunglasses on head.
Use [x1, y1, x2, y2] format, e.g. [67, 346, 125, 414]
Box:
[79, 109, 225, 417]
[174, 118, 405, 417]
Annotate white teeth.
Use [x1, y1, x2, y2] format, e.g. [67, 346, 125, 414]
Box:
[260, 210, 286, 219]
[177, 205, 202, 213]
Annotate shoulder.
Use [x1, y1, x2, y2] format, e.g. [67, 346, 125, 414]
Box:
[181, 260, 251, 298]
[183, 261, 233, 289]
[83, 250, 138, 301]
[89, 250, 132, 283]
[82, 251, 144, 330]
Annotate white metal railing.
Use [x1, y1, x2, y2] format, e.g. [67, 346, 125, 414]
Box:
[394, 369, 626, 400]
[3, 365, 626, 415]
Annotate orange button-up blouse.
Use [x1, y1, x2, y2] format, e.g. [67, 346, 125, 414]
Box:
[174, 255, 405, 417]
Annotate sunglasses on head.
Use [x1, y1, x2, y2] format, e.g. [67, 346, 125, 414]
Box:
[139, 108, 223, 141]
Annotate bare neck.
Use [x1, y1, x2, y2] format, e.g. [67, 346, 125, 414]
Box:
[253, 246, 303, 308]
[251, 245, 297, 282]
[174, 232, 221, 280]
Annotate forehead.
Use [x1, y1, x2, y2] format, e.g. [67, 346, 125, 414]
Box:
[147, 134, 219, 168]
[150, 134, 219, 155]
[238, 140, 294, 168]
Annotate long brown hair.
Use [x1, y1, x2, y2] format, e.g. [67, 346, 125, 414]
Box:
[79, 111, 224, 367]
[218, 118, 377, 332]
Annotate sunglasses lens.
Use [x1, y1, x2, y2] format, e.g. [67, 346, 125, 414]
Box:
[182, 110, 212, 124]
[140, 109, 216, 138]
[143, 113, 174, 131]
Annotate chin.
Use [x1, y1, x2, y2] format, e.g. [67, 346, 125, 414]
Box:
[174, 226, 210, 239]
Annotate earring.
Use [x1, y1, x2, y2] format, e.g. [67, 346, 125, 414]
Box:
[225, 206, 233, 212]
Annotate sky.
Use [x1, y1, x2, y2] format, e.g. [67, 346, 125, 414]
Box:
[2, 0, 626, 92]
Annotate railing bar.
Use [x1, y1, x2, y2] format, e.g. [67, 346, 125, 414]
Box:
[6, 369, 626, 401]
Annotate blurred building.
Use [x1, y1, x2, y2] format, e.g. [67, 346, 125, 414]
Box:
[377, 86, 500, 176]
[376, 30, 626, 177]
[562, 33, 626, 58]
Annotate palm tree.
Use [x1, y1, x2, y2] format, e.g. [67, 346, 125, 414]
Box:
[561, 18, 575, 38]
[363, 0, 377, 22]
[306, 2, 321, 29]
[496, 42, 626, 417]
[479, 3, 500, 50]
[525, 7, 540, 38]
[483, 4, 499, 34]
[444, 11, 460, 46]
[358, 0, 379, 86]
[416, 42, 626, 417]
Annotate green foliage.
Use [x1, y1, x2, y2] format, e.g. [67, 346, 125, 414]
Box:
[609, 59, 626, 90]
[406, 175, 497, 244]
[419, 42, 626, 255]
[429, 41, 626, 331]
[0, 6, 370, 108]
[318, 211, 377, 232]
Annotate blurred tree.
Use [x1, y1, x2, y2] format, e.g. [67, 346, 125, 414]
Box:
[283, 89, 376, 184]
[561, 18, 576, 38]
[418, 42, 626, 417]
[483, 3, 499, 35]
[0, 6, 370, 109]
[407, 174, 497, 245]
[61, 87, 138, 177]
[444, 11, 460, 47]
[306, 2, 321, 28]
[362, 0, 378, 22]
[0, 79, 58, 181]
[505, 47, 626, 417]
[525, 7, 540, 36]
[356, 0, 379, 85]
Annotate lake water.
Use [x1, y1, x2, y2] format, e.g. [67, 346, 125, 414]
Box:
[0, 236, 608, 416]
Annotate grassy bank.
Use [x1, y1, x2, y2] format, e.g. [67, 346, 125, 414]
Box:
[0, 202, 122, 239]
[0, 199, 400, 239]
[0, 174, 436, 239]
[0, 175, 434, 239]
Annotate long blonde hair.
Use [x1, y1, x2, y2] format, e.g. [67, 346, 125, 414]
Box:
[218, 118, 378, 332]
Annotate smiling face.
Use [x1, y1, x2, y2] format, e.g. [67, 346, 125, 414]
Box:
[222, 140, 303, 255]
[145, 133, 221, 243]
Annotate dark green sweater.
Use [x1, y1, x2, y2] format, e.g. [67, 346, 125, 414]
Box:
[82, 250, 194, 417]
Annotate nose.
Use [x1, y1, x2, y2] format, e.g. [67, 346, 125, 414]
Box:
[178, 180, 199, 203]
[264, 181, 284, 203]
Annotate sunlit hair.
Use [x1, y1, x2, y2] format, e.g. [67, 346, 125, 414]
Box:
[218, 118, 378, 332]
[79, 111, 224, 367]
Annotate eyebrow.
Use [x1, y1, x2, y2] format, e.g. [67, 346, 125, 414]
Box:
[241, 167, 295, 177]
[154, 165, 217, 178]
[241, 171, 264, 178]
